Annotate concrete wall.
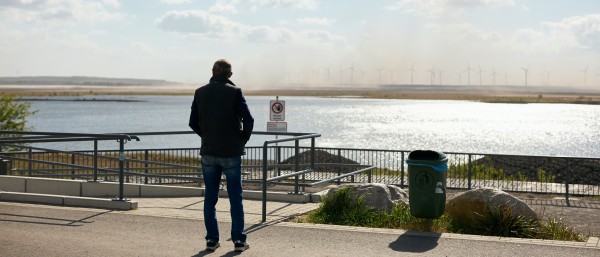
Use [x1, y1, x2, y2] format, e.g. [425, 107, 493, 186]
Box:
[26, 177, 82, 196]
[0, 176, 317, 203]
[0, 176, 26, 192]
[0, 176, 205, 198]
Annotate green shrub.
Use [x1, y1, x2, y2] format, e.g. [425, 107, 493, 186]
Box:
[306, 187, 449, 231]
[472, 205, 538, 238]
[0, 94, 36, 133]
[538, 217, 585, 241]
[303, 188, 586, 242]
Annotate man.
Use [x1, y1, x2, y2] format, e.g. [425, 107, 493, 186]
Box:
[189, 59, 254, 252]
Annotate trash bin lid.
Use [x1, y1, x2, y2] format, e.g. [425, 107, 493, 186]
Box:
[406, 150, 448, 172]
[407, 150, 446, 161]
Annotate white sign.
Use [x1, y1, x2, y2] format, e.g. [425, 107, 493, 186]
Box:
[270, 100, 285, 121]
[267, 121, 287, 132]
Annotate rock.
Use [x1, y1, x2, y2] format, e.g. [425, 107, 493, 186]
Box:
[446, 188, 537, 228]
[326, 183, 408, 213]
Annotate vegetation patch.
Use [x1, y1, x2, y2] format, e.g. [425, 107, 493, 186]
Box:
[295, 188, 589, 242]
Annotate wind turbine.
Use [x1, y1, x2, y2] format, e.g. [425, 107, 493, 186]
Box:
[490, 68, 496, 86]
[348, 63, 355, 85]
[463, 62, 473, 86]
[388, 69, 396, 84]
[477, 66, 484, 86]
[425, 66, 436, 85]
[522, 65, 530, 86]
[581, 65, 589, 87]
[407, 63, 416, 85]
[323, 66, 332, 82]
[544, 71, 550, 86]
[376, 68, 384, 85]
[437, 69, 443, 85]
[338, 67, 345, 85]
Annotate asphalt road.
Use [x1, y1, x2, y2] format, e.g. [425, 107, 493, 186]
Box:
[1, 202, 599, 257]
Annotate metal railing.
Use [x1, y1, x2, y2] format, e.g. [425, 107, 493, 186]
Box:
[260, 132, 321, 222]
[2, 130, 600, 211]
[0, 131, 139, 201]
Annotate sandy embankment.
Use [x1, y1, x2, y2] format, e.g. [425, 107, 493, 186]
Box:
[2, 84, 600, 104]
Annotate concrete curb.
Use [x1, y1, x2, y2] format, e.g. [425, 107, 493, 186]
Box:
[276, 222, 600, 250]
[0, 191, 138, 210]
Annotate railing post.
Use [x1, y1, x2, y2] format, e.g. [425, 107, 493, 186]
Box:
[71, 153, 76, 180]
[144, 150, 149, 184]
[125, 159, 130, 183]
[0, 159, 9, 175]
[565, 158, 571, 207]
[467, 154, 472, 190]
[400, 152, 405, 188]
[294, 139, 300, 194]
[276, 146, 281, 177]
[93, 140, 98, 182]
[262, 142, 268, 223]
[307, 138, 315, 193]
[368, 169, 372, 183]
[28, 148, 32, 177]
[115, 138, 126, 201]
[336, 149, 342, 185]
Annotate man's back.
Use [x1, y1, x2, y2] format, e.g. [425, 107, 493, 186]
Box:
[192, 77, 247, 157]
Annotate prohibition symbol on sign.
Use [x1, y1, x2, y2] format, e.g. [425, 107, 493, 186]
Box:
[272, 102, 284, 113]
[270, 100, 285, 121]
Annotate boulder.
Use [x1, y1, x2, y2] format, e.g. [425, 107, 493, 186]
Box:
[326, 183, 408, 213]
[446, 188, 537, 227]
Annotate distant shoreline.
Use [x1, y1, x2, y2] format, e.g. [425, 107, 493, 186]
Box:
[2, 85, 600, 104]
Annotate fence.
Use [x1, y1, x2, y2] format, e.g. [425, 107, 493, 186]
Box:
[2, 131, 600, 200]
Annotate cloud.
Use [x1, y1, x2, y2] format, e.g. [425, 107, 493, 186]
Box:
[155, 10, 345, 45]
[429, 22, 502, 43]
[155, 10, 247, 37]
[386, 0, 515, 18]
[541, 14, 600, 50]
[0, 0, 126, 24]
[244, 0, 319, 9]
[246, 26, 293, 42]
[428, 14, 600, 56]
[208, 2, 239, 14]
[295, 17, 335, 26]
[208, 0, 319, 12]
[160, 0, 191, 4]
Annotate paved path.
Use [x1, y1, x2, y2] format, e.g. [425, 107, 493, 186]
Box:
[2, 197, 600, 256]
[126, 197, 319, 224]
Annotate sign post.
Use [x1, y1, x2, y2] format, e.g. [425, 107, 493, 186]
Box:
[268, 96, 287, 133]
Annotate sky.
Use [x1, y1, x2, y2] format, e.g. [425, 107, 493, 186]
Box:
[1, 0, 600, 89]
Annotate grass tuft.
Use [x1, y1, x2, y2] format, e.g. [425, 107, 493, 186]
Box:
[300, 189, 588, 241]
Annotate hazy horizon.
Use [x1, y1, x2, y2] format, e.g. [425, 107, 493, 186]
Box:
[1, 1, 599, 89]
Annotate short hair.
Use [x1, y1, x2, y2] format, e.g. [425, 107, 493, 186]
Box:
[213, 59, 232, 76]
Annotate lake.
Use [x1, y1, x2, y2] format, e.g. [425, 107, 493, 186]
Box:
[25, 95, 600, 157]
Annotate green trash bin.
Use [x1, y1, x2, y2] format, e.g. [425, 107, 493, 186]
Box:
[406, 150, 448, 219]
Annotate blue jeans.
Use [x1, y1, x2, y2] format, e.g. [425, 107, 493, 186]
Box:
[201, 155, 246, 243]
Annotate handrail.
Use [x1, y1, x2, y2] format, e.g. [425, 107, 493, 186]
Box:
[0, 130, 140, 141]
[310, 166, 376, 186]
[266, 169, 314, 182]
[0, 130, 140, 201]
[261, 133, 321, 222]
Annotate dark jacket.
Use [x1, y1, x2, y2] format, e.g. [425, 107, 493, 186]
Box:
[189, 76, 254, 157]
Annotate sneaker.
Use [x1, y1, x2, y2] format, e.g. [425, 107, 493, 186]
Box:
[234, 241, 249, 252]
[206, 240, 220, 251]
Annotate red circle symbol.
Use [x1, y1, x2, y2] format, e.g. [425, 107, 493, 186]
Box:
[271, 102, 284, 113]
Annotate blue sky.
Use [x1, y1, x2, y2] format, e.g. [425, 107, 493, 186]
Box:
[1, 0, 599, 88]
